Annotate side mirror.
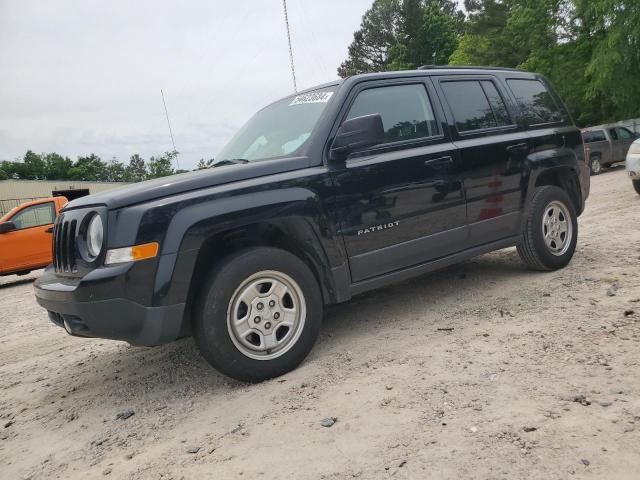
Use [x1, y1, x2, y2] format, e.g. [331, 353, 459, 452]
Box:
[330, 114, 385, 161]
[0, 221, 16, 234]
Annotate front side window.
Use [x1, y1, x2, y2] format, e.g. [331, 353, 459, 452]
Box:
[507, 79, 563, 125]
[616, 127, 634, 140]
[215, 87, 336, 163]
[583, 130, 606, 143]
[345, 84, 439, 144]
[441, 80, 511, 132]
[10, 203, 55, 229]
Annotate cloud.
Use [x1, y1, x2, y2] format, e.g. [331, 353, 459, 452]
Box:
[0, 0, 373, 169]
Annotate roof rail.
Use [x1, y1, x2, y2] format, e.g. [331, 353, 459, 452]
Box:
[417, 65, 524, 72]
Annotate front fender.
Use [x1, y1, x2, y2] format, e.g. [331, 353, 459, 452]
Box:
[143, 182, 342, 308]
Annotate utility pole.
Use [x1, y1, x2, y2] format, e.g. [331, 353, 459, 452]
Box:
[160, 89, 180, 169]
[282, 0, 297, 93]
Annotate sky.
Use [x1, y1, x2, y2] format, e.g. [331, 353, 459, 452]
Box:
[0, 0, 464, 171]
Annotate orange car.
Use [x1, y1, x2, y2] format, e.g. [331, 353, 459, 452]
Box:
[0, 197, 67, 276]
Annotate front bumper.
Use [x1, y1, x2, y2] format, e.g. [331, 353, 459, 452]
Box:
[34, 265, 185, 346]
[626, 153, 640, 179]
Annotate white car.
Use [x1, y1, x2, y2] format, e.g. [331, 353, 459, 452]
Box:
[627, 139, 640, 195]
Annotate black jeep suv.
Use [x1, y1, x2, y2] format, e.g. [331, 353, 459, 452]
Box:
[35, 67, 590, 382]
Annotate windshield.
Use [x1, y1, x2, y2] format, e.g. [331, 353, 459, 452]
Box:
[215, 87, 336, 164]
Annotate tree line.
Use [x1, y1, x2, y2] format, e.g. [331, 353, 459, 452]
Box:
[339, 0, 640, 127]
[0, 151, 216, 182]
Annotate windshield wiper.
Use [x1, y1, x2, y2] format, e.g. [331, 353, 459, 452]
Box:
[210, 158, 250, 168]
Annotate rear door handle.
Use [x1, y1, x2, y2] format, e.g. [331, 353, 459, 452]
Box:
[424, 156, 453, 167]
[45, 227, 54, 233]
[506, 142, 528, 151]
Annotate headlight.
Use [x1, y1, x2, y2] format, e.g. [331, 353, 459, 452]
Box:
[628, 142, 640, 155]
[86, 214, 104, 258]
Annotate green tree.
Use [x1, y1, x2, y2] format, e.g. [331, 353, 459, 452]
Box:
[447, 0, 639, 126]
[104, 158, 127, 182]
[574, 0, 640, 121]
[0, 160, 23, 179]
[23, 151, 46, 179]
[195, 157, 215, 170]
[44, 153, 73, 180]
[388, 0, 463, 69]
[68, 154, 107, 181]
[147, 150, 177, 179]
[338, 0, 403, 77]
[338, 0, 464, 77]
[449, 0, 525, 67]
[125, 154, 147, 182]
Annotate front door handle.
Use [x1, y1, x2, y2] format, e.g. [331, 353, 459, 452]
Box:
[45, 227, 54, 234]
[424, 156, 453, 167]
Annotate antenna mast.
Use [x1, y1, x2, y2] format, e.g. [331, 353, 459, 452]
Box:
[160, 89, 180, 169]
[282, 0, 298, 93]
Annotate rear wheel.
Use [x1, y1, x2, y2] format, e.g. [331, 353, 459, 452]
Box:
[590, 155, 603, 175]
[517, 186, 578, 271]
[193, 247, 322, 382]
[634, 179, 640, 195]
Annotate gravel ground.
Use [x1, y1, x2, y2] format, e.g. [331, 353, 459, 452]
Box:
[1, 167, 639, 480]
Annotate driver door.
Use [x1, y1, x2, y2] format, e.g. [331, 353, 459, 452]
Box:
[0, 202, 56, 273]
[329, 80, 466, 282]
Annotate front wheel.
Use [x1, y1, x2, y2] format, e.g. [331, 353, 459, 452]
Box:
[517, 186, 578, 271]
[590, 156, 603, 175]
[634, 179, 640, 195]
[193, 247, 322, 382]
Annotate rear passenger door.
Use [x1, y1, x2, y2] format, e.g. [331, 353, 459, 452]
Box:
[436, 76, 528, 246]
[330, 79, 466, 282]
[506, 77, 581, 196]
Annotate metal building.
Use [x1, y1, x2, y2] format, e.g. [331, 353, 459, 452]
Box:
[0, 180, 130, 216]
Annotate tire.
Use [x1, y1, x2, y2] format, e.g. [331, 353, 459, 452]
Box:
[634, 179, 640, 195]
[517, 186, 578, 271]
[192, 247, 322, 382]
[589, 155, 603, 175]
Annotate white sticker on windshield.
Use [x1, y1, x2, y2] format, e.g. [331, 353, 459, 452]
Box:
[289, 91, 333, 106]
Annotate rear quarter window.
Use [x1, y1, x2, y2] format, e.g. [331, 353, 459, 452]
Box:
[507, 79, 563, 126]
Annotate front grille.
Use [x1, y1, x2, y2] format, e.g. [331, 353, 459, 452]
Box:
[53, 217, 78, 273]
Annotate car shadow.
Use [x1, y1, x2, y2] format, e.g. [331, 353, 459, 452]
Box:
[604, 163, 626, 173]
[43, 249, 527, 406]
[0, 276, 38, 289]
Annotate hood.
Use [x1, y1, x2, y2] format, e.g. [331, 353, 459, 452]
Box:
[64, 157, 310, 211]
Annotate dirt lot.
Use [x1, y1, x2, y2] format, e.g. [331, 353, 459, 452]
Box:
[1, 168, 639, 480]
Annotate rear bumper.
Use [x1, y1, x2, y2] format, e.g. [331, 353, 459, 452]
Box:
[34, 265, 185, 346]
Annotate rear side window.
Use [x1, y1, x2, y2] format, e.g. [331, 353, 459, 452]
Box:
[507, 79, 562, 125]
[583, 130, 606, 143]
[345, 84, 439, 144]
[440, 80, 511, 132]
